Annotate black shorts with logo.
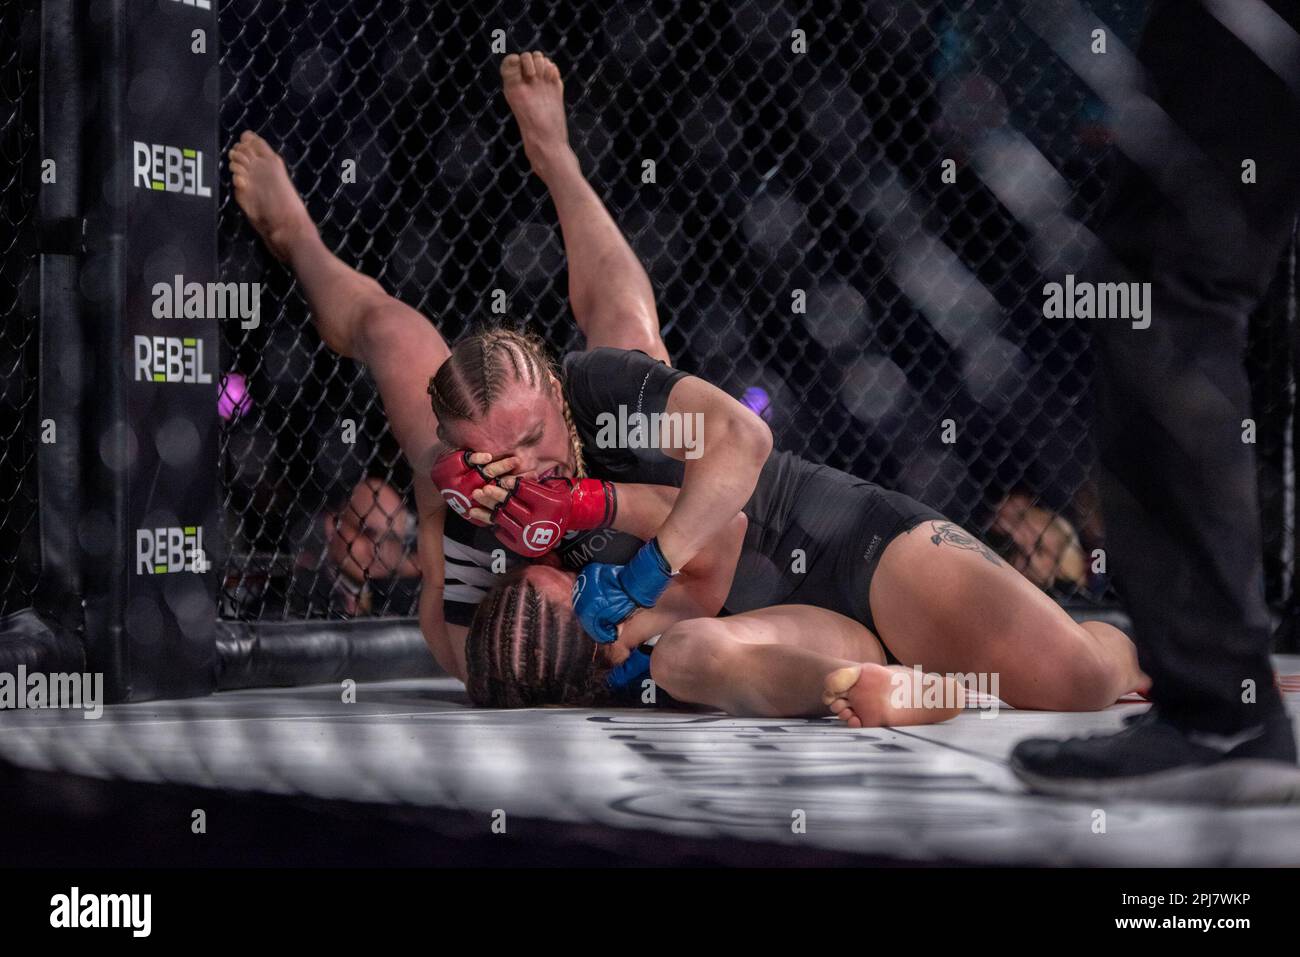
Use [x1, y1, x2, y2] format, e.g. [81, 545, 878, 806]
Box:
[723, 466, 946, 641]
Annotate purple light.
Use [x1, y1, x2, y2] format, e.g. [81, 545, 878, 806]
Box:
[218, 372, 252, 422]
[741, 386, 772, 421]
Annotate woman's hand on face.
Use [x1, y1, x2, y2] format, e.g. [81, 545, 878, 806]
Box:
[463, 452, 520, 524]
[465, 451, 520, 479]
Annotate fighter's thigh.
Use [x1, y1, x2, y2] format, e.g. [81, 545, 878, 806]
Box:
[354, 299, 451, 468]
[868, 520, 1109, 701]
[662, 605, 887, 662]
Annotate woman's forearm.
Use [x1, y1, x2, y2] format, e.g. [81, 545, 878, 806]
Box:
[655, 411, 770, 570]
[418, 575, 464, 681]
[613, 511, 747, 652]
[608, 483, 679, 539]
[413, 477, 468, 681]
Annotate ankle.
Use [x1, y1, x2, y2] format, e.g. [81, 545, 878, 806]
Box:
[277, 218, 321, 264]
[532, 145, 580, 184]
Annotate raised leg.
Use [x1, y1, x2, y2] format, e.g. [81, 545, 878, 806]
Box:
[502, 52, 668, 362]
[228, 130, 449, 472]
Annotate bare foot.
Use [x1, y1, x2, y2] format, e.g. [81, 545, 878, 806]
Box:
[823, 663, 965, 728]
[501, 51, 575, 181]
[227, 130, 318, 262]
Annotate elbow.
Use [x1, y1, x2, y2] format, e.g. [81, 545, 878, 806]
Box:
[734, 409, 772, 467]
[687, 403, 771, 476]
[699, 407, 769, 477]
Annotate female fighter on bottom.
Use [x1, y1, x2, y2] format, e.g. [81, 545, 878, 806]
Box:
[229, 51, 1147, 725]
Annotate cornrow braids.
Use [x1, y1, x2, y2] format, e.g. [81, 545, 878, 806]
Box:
[426, 358, 477, 423]
[426, 326, 586, 476]
[464, 567, 609, 708]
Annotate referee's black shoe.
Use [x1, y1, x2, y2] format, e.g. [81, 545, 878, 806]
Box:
[1010, 706, 1300, 805]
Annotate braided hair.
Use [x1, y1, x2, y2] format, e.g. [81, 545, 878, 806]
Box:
[464, 566, 610, 708]
[427, 327, 587, 477]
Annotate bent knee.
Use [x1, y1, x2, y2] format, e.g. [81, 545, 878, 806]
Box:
[1021, 626, 1125, 711]
[355, 296, 449, 367]
[651, 618, 738, 691]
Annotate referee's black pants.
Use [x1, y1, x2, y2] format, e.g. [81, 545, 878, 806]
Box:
[1091, 0, 1300, 731]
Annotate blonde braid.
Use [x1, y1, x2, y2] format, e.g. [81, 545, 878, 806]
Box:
[559, 393, 587, 479]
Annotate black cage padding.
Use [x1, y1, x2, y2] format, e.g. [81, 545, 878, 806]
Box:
[215, 619, 436, 690]
[0, 609, 85, 675]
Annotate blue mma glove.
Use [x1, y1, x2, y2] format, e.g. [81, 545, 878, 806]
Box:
[606, 646, 653, 695]
[572, 538, 675, 644]
[571, 564, 626, 644]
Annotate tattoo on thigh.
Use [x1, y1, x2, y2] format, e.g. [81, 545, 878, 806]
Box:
[927, 521, 1003, 567]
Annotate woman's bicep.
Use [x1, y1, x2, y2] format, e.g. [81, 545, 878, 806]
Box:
[661, 375, 771, 463]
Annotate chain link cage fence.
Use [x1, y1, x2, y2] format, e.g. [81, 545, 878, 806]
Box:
[208, 0, 1288, 627]
[1, 5, 39, 619]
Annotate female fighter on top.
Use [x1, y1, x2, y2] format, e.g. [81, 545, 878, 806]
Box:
[229, 51, 1147, 724]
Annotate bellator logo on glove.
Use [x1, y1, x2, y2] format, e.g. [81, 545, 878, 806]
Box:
[429, 448, 494, 526]
[430, 447, 617, 557]
[493, 475, 617, 558]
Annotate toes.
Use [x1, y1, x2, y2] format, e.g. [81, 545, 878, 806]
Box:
[245, 131, 269, 155]
[834, 707, 860, 728]
[824, 664, 861, 700]
[504, 51, 559, 85]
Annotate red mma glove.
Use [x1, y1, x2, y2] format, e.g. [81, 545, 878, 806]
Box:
[493, 477, 617, 558]
[430, 448, 492, 527]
